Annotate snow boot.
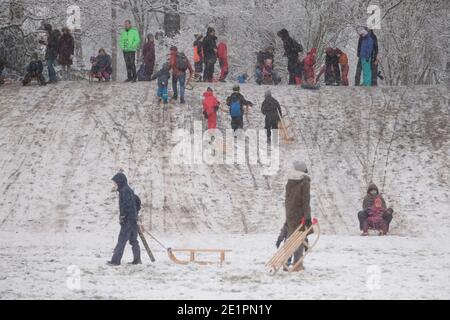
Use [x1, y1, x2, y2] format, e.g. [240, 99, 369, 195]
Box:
[107, 260, 120, 266]
[361, 231, 369, 236]
[127, 259, 142, 265]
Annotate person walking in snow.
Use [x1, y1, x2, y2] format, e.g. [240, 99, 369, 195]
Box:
[358, 183, 394, 235]
[202, 87, 220, 130]
[285, 160, 312, 271]
[225, 85, 253, 132]
[39, 24, 60, 84]
[169, 46, 193, 104]
[193, 34, 204, 82]
[217, 39, 228, 82]
[108, 172, 141, 266]
[150, 62, 171, 105]
[261, 90, 282, 143]
[277, 29, 304, 85]
[58, 27, 75, 80]
[355, 27, 377, 86]
[203, 27, 218, 82]
[119, 20, 141, 82]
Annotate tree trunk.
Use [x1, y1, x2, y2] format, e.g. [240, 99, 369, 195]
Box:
[111, 0, 117, 81]
[164, 0, 180, 38]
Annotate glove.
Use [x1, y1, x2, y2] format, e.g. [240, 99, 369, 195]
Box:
[119, 215, 126, 225]
[203, 111, 208, 119]
[276, 238, 282, 249]
[306, 218, 312, 228]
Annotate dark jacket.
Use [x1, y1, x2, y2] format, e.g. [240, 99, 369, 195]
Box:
[45, 30, 60, 60]
[278, 29, 303, 67]
[261, 95, 282, 122]
[362, 183, 386, 209]
[226, 92, 253, 116]
[357, 30, 378, 61]
[27, 60, 44, 74]
[58, 33, 75, 66]
[96, 54, 112, 71]
[112, 173, 138, 225]
[285, 171, 311, 236]
[203, 34, 217, 60]
[257, 50, 274, 68]
[151, 64, 171, 87]
[143, 41, 155, 70]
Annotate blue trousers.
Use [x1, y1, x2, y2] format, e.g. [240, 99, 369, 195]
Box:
[46, 57, 57, 82]
[111, 221, 141, 264]
[157, 85, 168, 103]
[172, 73, 186, 100]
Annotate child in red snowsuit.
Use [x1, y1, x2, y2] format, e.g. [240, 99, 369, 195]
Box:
[217, 41, 228, 82]
[363, 197, 389, 235]
[202, 87, 220, 130]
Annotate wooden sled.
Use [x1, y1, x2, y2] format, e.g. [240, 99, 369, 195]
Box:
[168, 248, 232, 266]
[277, 108, 295, 144]
[266, 218, 320, 274]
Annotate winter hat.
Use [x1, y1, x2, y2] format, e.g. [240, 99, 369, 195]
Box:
[233, 85, 240, 92]
[207, 27, 215, 35]
[277, 28, 289, 39]
[43, 23, 52, 32]
[265, 89, 272, 97]
[207, 87, 213, 92]
[293, 160, 308, 173]
[170, 46, 178, 52]
[325, 47, 334, 55]
[147, 33, 154, 41]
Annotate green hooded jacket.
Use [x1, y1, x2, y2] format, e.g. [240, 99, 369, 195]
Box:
[119, 28, 141, 52]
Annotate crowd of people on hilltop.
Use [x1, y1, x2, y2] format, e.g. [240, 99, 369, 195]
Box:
[0, 19, 382, 90]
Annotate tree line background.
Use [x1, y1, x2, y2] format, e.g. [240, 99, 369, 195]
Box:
[1, 0, 449, 84]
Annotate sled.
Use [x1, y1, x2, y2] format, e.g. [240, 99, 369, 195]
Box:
[168, 248, 232, 266]
[266, 218, 320, 274]
[301, 83, 320, 90]
[277, 108, 295, 144]
[137, 223, 156, 262]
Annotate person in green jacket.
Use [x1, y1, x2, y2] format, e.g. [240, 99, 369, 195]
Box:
[119, 20, 141, 82]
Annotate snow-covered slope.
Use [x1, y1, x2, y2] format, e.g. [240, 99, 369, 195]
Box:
[0, 82, 449, 299]
[0, 82, 448, 236]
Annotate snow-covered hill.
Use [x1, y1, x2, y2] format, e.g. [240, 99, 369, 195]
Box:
[0, 82, 449, 299]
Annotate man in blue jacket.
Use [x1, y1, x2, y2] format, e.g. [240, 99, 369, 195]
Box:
[108, 172, 141, 266]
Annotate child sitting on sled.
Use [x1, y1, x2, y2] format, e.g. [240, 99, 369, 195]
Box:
[362, 197, 392, 236]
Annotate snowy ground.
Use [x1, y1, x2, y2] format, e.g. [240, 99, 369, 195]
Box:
[0, 81, 449, 299]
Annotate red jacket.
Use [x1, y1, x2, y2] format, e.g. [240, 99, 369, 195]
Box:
[303, 47, 317, 80]
[217, 42, 228, 62]
[202, 90, 219, 115]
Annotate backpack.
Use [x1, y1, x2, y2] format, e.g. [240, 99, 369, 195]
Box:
[176, 53, 188, 71]
[230, 100, 242, 117]
[134, 194, 141, 212]
[137, 64, 147, 81]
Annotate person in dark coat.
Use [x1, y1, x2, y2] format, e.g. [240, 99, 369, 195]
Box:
[358, 183, 394, 235]
[355, 27, 379, 86]
[277, 29, 304, 85]
[261, 90, 282, 143]
[58, 27, 74, 67]
[39, 24, 60, 83]
[202, 27, 218, 82]
[22, 53, 46, 86]
[317, 47, 341, 85]
[108, 172, 141, 266]
[285, 160, 311, 271]
[142, 33, 155, 81]
[225, 85, 253, 131]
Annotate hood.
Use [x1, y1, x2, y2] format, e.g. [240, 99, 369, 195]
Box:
[203, 90, 213, 98]
[112, 172, 128, 190]
[367, 183, 379, 194]
[207, 27, 215, 35]
[277, 28, 289, 40]
[308, 47, 317, 55]
[287, 170, 310, 182]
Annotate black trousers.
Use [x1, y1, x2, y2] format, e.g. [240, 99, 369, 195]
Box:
[23, 71, 46, 85]
[123, 51, 137, 80]
[231, 116, 244, 131]
[265, 117, 279, 141]
[203, 56, 216, 82]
